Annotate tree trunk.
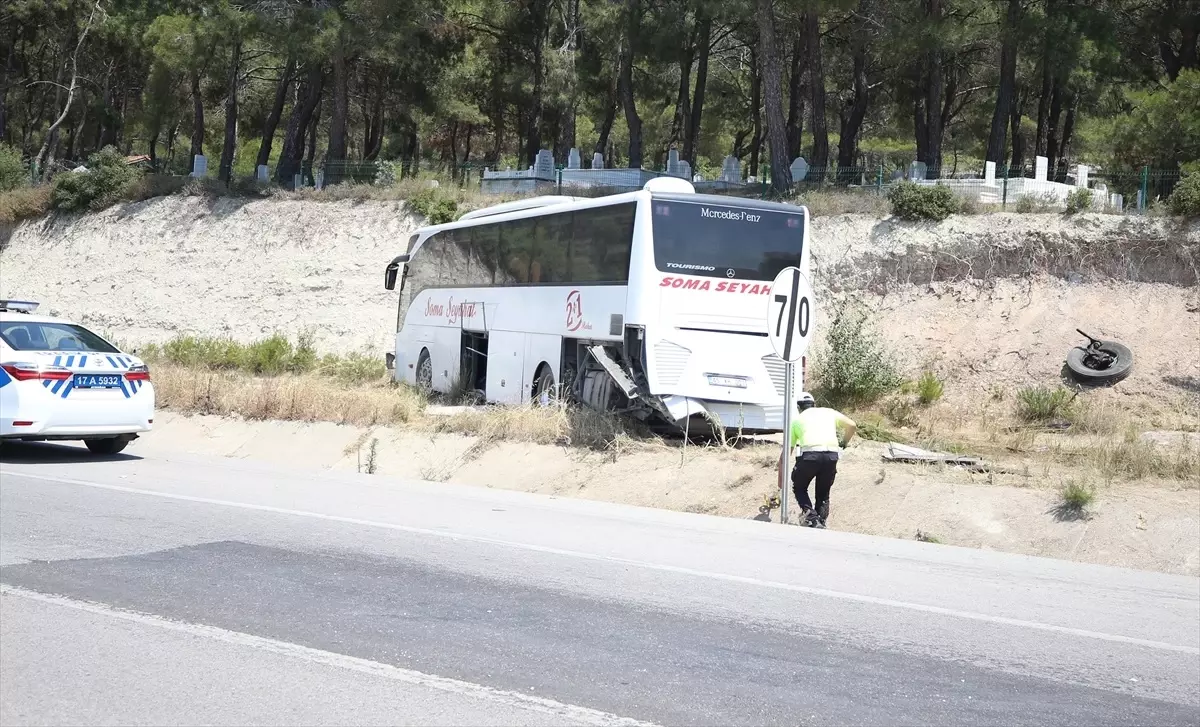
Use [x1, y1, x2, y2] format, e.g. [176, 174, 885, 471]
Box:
[1056, 93, 1076, 181]
[1045, 81, 1062, 178]
[806, 12, 829, 182]
[1009, 87, 1025, 171]
[757, 0, 792, 194]
[683, 8, 711, 166]
[1034, 26, 1052, 158]
[985, 0, 1020, 163]
[325, 27, 350, 182]
[671, 18, 694, 149]
[913, 95, 929, 166]
[305, 95, 321, 170]
[218, 36, 241, 184]
[524, 39, 546, 166]
[837, 2, 871, 179]
[0, 27, 15, 144]
[256, 54, 295, 168]
[748, 47, 762, 178]
[189, 70, 204, 173]
[594, 78, 617, 165]
[275, 64, 323, 184]
[786, 34, 805, 160]
[617, 0, 642, 168]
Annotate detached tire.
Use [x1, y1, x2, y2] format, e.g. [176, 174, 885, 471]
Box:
[1066, 340, 1133, 385]
[85, 437, 128, 455]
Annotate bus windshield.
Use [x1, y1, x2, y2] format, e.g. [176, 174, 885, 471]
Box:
[650, 199, 804, 281]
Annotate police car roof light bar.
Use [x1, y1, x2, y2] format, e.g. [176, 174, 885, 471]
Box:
[0, 300, 40, 313]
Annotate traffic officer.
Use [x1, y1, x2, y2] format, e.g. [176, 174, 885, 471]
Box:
[780, 392, 857, 528]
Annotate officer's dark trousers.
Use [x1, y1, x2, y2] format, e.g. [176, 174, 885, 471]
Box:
[791, 451, 839, 522]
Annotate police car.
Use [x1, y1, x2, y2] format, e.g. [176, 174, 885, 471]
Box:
[0, 300, 153, 454]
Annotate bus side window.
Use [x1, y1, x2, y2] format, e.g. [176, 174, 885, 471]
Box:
[502, 216, 538, 284]
[573, 204, 634, 283]
[471, 224, 501, 285]
[536, 211, 572, 284]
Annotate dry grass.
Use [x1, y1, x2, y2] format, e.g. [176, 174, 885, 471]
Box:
[795, 189, 890, 217]
[425, 401, 652, 453]
[0, 185, 51, 225]
[152, 362, 658, 455]
[154, 364, 424, 427]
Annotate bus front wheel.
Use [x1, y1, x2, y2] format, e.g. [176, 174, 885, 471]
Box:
[416, 349, 433, 393]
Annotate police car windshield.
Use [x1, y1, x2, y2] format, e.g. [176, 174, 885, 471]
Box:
[0, 321, 120, 353]
[651, 199, 804, 281]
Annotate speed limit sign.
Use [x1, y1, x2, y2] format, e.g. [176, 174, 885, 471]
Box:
[767, 267, 815, 363]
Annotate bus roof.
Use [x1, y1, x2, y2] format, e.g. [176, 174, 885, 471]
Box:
[411, 189, 807, 239]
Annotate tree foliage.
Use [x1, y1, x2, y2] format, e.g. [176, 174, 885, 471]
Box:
[0, 0, 1195, 187]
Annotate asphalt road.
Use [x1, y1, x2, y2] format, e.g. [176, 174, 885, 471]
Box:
[1, 441, 1198, 726]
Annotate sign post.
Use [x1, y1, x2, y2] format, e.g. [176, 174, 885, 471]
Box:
[767, 267, 816, 525]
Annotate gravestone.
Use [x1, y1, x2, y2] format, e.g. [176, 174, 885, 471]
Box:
[315, 170, 324, 190]
[678, 160, 692, 180]
[790, 157, 809, 182]
[534, 149, 555, 178]
[567, 148, 582, 170]
[984, 161, 996, 186]
[1035, 156, 1048, 182]
[693, 173, 704, 182]
[256, 165, 269, 183]
[1111, 193, 1124, 212]
[292, 173, 302, 189]
[191, 154, 207, 178]
[721, 155, 741, 183]
[909, 161, 927, 181]
[1075, 164, 1089, 189]
[592, 152, 604, 169]
[666, 149, 683, 177]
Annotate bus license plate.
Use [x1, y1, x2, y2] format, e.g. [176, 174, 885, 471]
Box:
[708, 375, 748, 389]
[73, 374, 123, 389]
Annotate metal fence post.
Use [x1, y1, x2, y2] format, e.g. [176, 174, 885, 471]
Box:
[877, 164, 884, 195]
[1139, 166, 1150, 211]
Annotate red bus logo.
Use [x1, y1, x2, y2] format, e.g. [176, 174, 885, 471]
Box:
[566, 290, 584, 332]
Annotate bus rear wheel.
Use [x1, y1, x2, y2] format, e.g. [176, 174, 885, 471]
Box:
[533, 365, 556, 405]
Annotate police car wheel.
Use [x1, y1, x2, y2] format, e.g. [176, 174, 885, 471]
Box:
[84, 437, 128, 455]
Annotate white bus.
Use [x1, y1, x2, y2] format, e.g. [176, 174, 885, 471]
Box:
[384, 178, 810, 433]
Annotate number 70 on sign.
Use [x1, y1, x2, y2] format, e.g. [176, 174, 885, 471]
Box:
[767, 267, 816, 363]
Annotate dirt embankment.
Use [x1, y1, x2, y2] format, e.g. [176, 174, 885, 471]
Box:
[3, 197, 1197, 573]
[3, 197, 1196, 407]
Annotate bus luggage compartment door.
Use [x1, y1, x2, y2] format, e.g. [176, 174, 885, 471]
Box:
[485, 331, 526, 405]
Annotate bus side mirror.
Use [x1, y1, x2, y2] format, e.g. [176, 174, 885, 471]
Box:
[384, 254, 409, 291]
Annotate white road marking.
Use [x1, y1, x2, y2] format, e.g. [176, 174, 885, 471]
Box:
[0, 585, 658, 727]
[7, 471, 1200, 657]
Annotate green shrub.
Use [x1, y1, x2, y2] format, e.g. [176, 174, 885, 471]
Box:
[1013, 193, 1057, 213]
[50, 146, 139, 211]
[1167, 173, 1200, 217]
[916, 370, 944, 405]
[887, 182, 959, 221]
[320, 350, 388, 383]
[812, 303, 903, 408]
[407, 187, 460, 225]
[0, 145, 28, 192]
[374, 162, 397, 186]
[1064, 188, 1093, 214]
[1016, 385, 1076, 422]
